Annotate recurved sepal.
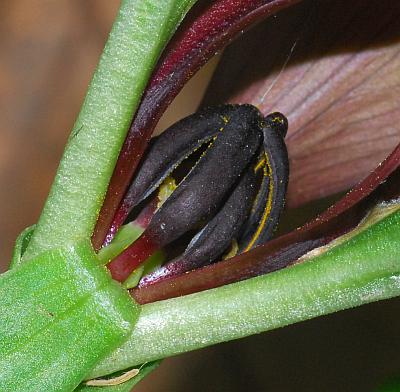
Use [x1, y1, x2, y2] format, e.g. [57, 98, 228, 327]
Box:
[0, 241, 139, 392]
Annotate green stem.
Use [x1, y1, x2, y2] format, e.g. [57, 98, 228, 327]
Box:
[90, 208, 400, 378]
[97, 223, 144, 265]
[23, 0, 196, 260]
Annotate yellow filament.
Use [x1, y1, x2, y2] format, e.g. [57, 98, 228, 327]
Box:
[244, 152, 274, 252]
[223, 239, 239, 260]
[254, 157, 266, 173]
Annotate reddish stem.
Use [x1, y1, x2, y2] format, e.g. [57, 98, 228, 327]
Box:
[108, 233, 158, 282]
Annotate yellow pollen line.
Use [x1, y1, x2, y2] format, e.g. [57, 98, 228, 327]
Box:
[254, 157, 266, 173]
[244, 152, 274, 251]
[157, 176, 177, 209]
[221, 115, 230, 124]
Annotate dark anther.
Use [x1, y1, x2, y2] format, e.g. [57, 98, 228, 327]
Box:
[107, 104, 289, 284]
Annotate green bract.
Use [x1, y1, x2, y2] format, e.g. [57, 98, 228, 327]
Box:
[0, 242, 138, 391]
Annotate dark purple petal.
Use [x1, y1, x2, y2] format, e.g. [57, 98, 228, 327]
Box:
[92, 0, 302, 249]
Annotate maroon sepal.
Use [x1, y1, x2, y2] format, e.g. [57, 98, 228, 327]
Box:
[132, 142, 400, 304]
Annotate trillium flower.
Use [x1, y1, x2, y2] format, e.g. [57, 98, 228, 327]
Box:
[88, 0, 400, 386]
[91, 0, 399, 306]
[2, 0, 400, 391]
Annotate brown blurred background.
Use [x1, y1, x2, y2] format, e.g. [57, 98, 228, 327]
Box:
[1, 2, 400, 391]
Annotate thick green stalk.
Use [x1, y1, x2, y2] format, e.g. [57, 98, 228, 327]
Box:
[3, 1, 197, 390]
[23, 0, 196, 260]
[90, 208, 400, 378]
